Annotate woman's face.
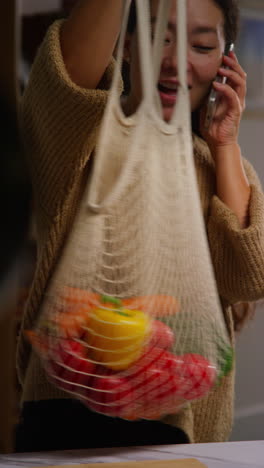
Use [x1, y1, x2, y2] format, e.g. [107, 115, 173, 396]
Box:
[126, 0, 226, 122]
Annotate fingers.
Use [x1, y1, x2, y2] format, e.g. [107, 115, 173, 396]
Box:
[213, 80, 241, 114]
[217, 68, 246, 109]
[222, 52, 247, 80]
[218, 67, 245, 90]
[216, 52, 247, 111]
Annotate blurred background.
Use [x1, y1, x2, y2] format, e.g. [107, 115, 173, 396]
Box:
[228, 0, 264, 442]
[1, 0, 264, 452]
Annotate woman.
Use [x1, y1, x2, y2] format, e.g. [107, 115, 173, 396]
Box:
[16, 0, 264, 452]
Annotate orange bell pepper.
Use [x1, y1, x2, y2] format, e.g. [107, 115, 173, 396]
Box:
[122, 295, 180, 317]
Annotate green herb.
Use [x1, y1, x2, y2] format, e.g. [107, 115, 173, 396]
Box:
[100, 295, 123, 307]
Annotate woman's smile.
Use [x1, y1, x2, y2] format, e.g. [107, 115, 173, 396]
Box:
[125, 0, 225, 122]
[158, 80, 178, 107]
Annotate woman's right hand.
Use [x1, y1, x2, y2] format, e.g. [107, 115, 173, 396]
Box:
[60, 0, 125, 89]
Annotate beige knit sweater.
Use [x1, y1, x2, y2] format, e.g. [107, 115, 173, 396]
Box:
[17, 21, 264, 444]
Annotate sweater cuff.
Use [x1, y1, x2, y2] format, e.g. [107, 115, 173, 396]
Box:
[208, 184, 264, 302]
[47, 20, 122, 97]
[210, 184, 264, 235]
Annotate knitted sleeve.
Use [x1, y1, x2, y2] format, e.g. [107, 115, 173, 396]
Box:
[207, 159, 264, 304]
[20, 20, 121, 220]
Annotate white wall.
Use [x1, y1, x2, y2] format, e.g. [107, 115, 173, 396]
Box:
[230, 116, 264, 441]
[239, 118, 264, 182]
[228, 0, 264, 441]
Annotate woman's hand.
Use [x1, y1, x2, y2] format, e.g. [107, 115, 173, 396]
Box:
[200, 52, 250, 228]
[200, 51, 247, 152]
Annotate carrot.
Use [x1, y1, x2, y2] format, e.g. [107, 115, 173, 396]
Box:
[52, 287, 100, 337]
[122, 295, 180, 317]
[61, 287, 99, 307]
[56, 301, 96, 338]
[24, 330, 48, 354]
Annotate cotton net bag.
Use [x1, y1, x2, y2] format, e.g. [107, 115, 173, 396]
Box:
[27, 0, 233, 421]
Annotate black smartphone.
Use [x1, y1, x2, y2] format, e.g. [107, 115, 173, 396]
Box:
[204, 43, 234, 129]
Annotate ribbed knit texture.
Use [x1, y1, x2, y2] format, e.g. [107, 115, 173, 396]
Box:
[17, 20, 264, 444]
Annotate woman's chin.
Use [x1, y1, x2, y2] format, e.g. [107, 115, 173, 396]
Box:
[162, 107, 175, 123]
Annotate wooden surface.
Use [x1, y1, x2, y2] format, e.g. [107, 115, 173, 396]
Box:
[42, 459, 207, 468]
[1, 441, 264, 467]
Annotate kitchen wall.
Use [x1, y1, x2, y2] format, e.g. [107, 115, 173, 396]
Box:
[230, 116, 264, 441]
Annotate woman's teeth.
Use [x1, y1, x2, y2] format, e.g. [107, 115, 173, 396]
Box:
[158, 83, 177, 94]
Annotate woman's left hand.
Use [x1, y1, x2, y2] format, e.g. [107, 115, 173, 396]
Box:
[199, 51, 250, 228]
[200, 51, 247, 151]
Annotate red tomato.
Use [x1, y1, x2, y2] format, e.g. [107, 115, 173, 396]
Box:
[136, 377, 184, 421]
[87, 370, 135, 417]
[129, 365, 171, 404]
[149, 320, 174, 349]
[155, 350, 216, 401]
[151, 373, 183, 402]
[47, 339, 95, 394]
[138, 354, 185, 407]
[156, 349, 185, 374]
[179, 353, 217, 400]
[121, 361, 184, 421]
[121, 348, 183, 419]
[92, 349, 166, 421]
[126, 345, 166, 386]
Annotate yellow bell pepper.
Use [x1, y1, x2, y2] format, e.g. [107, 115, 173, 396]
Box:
[86, 297, 151, 370]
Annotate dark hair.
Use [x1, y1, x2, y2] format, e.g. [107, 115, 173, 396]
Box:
[214, 0, 240, 43]
[127, 0, 240, 44]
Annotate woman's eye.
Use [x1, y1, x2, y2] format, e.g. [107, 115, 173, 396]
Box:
[193, 45, 215, 53]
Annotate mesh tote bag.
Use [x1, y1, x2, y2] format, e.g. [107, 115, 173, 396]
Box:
[26, 0, 233, 421]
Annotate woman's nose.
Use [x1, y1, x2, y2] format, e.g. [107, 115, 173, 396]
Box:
[162, 45, 178, 72]
[162, 46, 192, 74]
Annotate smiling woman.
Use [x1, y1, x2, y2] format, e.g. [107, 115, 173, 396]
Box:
[15, 0, 264, 453]
[124, 0, 239, 121]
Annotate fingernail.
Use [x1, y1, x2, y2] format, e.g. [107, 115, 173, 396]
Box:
[213, 81, 224, 87]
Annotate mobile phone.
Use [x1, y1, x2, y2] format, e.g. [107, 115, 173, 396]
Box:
[204, 43, 235, 130]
